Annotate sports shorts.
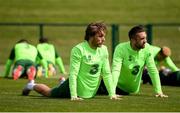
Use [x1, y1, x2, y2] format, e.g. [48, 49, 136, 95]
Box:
[50, 79, 70, 98]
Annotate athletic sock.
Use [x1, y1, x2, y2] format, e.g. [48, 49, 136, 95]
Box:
[27, 66, 36, 80]
[13, 65, 23, 80]
[27, 82, 36, 90]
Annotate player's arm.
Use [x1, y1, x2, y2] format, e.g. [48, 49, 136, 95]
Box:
[4, 47, 15, 77]
[101, 47, 116, 99]
[112, 46, 123, 91]
[146, 51, 168, 97]
[69, 47, 81, 100]
[55, 50, 66, 74]
[37, 51, 48, 78]
[164, 57, 179, 71]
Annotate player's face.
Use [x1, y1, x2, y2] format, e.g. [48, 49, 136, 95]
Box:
[92, 31, 105, 47]
[134, 32, 147, 49]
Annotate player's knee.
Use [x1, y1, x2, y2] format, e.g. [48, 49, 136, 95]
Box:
[34, 84, 51, 97]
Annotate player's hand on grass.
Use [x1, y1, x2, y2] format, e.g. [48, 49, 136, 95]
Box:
[110, 94, 122, 100]
[71, 96, 83, 101]
[155, 93, 168, 98]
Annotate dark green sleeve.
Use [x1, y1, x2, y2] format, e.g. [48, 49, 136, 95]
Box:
[4, 47, 15, 77]
[9, 47, 15, 60]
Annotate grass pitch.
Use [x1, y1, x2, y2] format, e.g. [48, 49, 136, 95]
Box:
[0, 77, 180, 112]
[0, 0, 180, 112]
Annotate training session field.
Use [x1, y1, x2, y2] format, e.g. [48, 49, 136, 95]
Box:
[0, 77, 180, 112]
[0, 0, 180, 112]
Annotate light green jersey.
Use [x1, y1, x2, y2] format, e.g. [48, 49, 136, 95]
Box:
[15, 43, 37, 62]
[112, 42, 162, 94]
[37, 43, 56, 64]
[4, 42, 37, 77]
[150, 45, 179, 71]
[37, 43, 66, 75]
[69, 41, 115, 98]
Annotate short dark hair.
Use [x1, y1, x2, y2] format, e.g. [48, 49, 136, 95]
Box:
[84, 22, 107, 41]
[17, 39, 28, 43]
[128, 25, 146, 40]
[39, 37, 48, 43]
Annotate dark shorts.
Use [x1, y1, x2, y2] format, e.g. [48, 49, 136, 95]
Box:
[142, 69, 180, 86]
[50, 79, 70, 98]
[97, 80, 129, 95]
[13, 59, 36, 78]
[159, 71, 180, 86]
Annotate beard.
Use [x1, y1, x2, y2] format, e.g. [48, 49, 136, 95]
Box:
[135, 43, 145, 50]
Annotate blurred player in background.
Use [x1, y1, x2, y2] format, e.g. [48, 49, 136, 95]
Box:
[36, 37, 66, 78]
[142, 45, 180, 86]
[3, 39, 37, 84]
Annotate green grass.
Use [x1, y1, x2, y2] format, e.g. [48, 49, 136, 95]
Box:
[0, 1, 180, 112]
[0, 0, 180, 66]
[0, 0, 180, 23]
[0, 77, 180, 112]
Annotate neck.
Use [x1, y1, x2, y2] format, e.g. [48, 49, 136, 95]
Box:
[130, 42, 139, 51]
[88, 41, 97, 50]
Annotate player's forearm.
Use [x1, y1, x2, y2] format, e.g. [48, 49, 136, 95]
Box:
[103, 74, 116, 97]
[69, 75, 77, 98]
[147, 61, 162, 93]
[165, 57, 179, 71]
[56, 57, 66, 74]
[4, 59, 13, 77]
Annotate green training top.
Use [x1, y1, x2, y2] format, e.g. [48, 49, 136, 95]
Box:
[69, 41, 115, 98]
[37, 43, 66, 74]
[150, 45, 179, 71]
[4, 42, 37, 77]
[112, 42, 162, 94]
[15, 43, 37, 62]
[37, 43, 56, 64]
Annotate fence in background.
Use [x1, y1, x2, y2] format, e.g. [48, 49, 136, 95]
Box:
[0, 22, 180, 55]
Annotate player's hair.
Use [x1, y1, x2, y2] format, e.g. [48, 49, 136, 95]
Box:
[17, 39, 28, 43]
[39, 37, 49, 43]
[84, 22, 107, 41]
[128, 25, 146, 40]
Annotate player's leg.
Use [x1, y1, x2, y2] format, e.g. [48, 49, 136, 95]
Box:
[27, 66, 36, 81]
[34, 84, 51, 96]
[25, 60, 37, 81]
[22, 82, 51, 96]
[96, 79, 108, 95]
[96, 79, 129, 95]
[12, 62, 25, 80]
[142, 69, 152, 84]
[161, 71, 180, 86]
[22, 78, 70, 98]
[116, 87, 129, 95]
[50, 78, 70, 98]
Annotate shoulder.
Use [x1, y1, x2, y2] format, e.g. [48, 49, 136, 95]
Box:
[115, 42, 129, 53]
[71, 42, 85, 54]
[116, 42, 129, 48]
[72, 42, 84, 50]
[141, 43, 153, 57]
[29, 44, 37, 50]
